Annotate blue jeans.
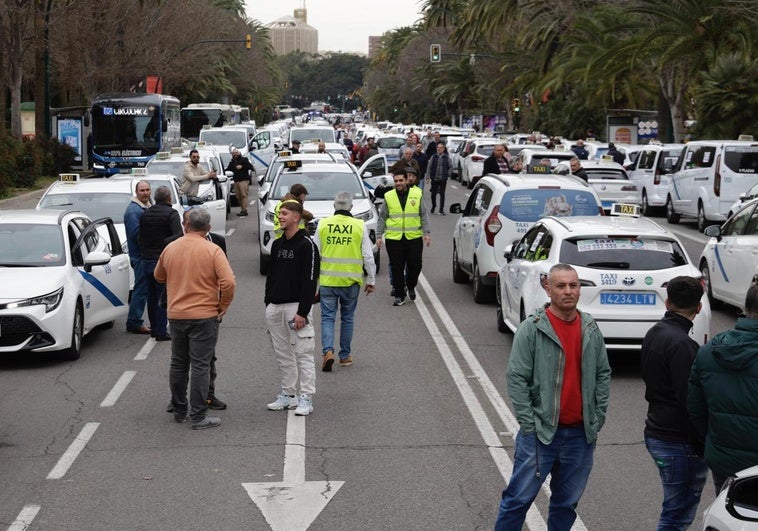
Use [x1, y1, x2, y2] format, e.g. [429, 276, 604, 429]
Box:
[126, 257, 149, 330]
[645, 436, 708, 531]
[169, 317, 219, 421]
[495, 427, 595, 531]
[320, 284, 360, 359]
[142, 259, 167, 337]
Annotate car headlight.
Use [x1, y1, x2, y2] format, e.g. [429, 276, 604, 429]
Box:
[354, 210, 372, 221]
[3, 287, 64, 313]
[265, 210, 276, 222]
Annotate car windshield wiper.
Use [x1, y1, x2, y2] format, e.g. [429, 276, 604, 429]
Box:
[586, 261, 630, 269]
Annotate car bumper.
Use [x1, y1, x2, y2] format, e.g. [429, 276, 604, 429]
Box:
[0, 304, 72, 353]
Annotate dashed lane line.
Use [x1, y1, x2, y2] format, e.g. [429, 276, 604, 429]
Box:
[7, 504, 41, 531]
[134, 337, 155, 360]
[46, 422, 100, 480]
[100, 371, 137, 407]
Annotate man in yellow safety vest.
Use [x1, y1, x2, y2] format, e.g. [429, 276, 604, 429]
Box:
[377, 169, 431, 306]
[315, 192, 376, 371]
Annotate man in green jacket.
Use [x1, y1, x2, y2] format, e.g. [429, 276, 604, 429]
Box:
[495, 263, 611, 531]
[688, 284, 758, 493]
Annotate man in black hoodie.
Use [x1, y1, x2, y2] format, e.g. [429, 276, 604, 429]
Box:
[641, 276, 708, 530]
[139, 186, 182, 341]
[264, 200, 320, 416]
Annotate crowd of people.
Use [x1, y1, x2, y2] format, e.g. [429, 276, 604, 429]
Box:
[120, 122, 758, 529]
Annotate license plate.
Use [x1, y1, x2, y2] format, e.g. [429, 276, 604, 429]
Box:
[601, 200, 614, 208]
[600, 292, 656, 305]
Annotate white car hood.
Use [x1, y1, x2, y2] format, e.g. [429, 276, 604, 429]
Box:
[0, 267, 67, 302]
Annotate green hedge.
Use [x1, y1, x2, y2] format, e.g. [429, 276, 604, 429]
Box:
[0, 136, 76, 197]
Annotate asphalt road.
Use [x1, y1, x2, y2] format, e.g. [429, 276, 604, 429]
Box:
[0, 182, 738, 530]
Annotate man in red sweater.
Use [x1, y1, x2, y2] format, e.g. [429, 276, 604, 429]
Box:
[155, 208, 235, 430]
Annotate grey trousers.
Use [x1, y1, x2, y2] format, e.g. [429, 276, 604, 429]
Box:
[169, 317, 219, 421]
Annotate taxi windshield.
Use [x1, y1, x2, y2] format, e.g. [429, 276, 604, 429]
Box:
[199, 130, 247, 148]
[271, 171, 365, 200]
[148, 160, 210, 178]
[289, 128, 336, 144]
[0, 224, 65, 267]
[39, 192, 132, 221]
[560, 237, 688, 270]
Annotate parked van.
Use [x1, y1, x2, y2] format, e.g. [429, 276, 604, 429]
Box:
[628, 143, 684, 216]
[666, 140, 758, 231]
[449, 173, 603, 303]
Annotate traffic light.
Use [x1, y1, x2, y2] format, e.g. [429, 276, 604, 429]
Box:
[513, 98, 520, 112]
[430, 44, 441, 63]
[245, 34, 252, 49]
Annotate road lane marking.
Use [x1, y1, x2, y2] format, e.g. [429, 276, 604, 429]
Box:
[413, 290, 547, 531]
[46, 422, 100, 480]
[226, 228, 236, 237]
[100, 371, 136, 407]
[134, 338, 155, 360]
[7, 504, 41, 531]
[418, 274, 589, 531]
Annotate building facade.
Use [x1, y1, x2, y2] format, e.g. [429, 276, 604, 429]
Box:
[266, 9, 318, 56]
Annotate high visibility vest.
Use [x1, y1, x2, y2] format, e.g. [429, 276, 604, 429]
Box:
[273, 199, 306, 238]
[318, 214, 364, 287]
[384, 187, 423, 240]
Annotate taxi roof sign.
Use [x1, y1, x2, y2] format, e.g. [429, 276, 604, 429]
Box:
[195, 141, 207, 147]
[277, 150, 292, 158]
[527, 164, 551, 174]
[170, 147, 184, 155]
[610, 203, 640, 217]
[131, 168, 148, 175]
[154, 151, 171, 160]
[284, 160, 302, 170]
[59, 173, 80, 182]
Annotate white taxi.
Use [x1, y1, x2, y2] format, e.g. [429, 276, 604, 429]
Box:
[554, 159, 639, 213]
[702, 465, 758, 530]
[699, 196, 758, 310]
[257, 160, 379, 275]
[0, 209, 129, 360]
[496, 205, 711, 349]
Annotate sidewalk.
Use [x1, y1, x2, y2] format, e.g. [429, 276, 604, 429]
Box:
[0, 188, 46, 209]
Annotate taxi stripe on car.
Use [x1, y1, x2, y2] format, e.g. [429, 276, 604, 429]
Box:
[713, 245, 730, 283]
[78, 271, 125, 306]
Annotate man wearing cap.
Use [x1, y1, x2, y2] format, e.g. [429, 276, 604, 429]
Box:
[390, 147, 420, 177]
[291, 139, 301, 154]
[225, 148, 253, 217]
[377, 169, 431, 306]
[316, 192, 376, 371]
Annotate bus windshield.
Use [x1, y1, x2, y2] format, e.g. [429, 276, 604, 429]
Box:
[181, 109, 225, 140]
[91, 104, 160, 156]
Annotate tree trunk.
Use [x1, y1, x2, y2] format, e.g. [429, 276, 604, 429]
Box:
[34, 1, 47, 139]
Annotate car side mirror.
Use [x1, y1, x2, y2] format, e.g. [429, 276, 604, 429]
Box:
[504, 250, 513, 262]
[704, 225, 721, 240]
[83, 251, 111, 272]
[449, 203, 462, 214]
[725, 475, 758, 523]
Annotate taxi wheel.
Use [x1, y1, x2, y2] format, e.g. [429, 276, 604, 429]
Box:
[666, 196, 680, 224]
[452, 245, 468, 284]
[495, 277, 508, 333]
[641, 191, 653, 217]
[697, 202, 710, 232]
[473, 262, 493, 303]
[699, 259, 720, 308]
[61, 303, 83, 361]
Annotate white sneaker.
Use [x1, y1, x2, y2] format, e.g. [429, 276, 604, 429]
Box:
[294, 394, 313, 416]
[267, 392, 297, 411]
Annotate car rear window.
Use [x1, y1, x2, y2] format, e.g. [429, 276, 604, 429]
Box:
[478, 145, 496, 156]
[499, 189, 600, 221]
[724, 146, 758, 173]
[559, 237, 688, 270]
[585, 169, 628, 180]
[272, 171, 365, 200]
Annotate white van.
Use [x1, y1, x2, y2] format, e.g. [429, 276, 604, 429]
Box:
[629, 143, 684, 216]
[666, 140, 758, 231]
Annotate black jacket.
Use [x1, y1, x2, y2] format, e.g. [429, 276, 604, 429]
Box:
[265, 229, 320, 318]
[139, 202, 182, 260]
[641, 311, 704, 450]
[225, 155, 253, 183]
[482, 154, 508, 177]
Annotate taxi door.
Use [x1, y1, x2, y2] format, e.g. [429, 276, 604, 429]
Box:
[250, 130, 275, 176]
[717, 203, 758, 305]
[358, 153, 391, 191]
[70, 217, 130, 327]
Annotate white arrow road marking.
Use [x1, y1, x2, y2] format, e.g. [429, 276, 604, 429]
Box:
[242, 410, 344, 531]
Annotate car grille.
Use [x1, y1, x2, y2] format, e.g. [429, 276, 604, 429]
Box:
[0, 316, 43, 347]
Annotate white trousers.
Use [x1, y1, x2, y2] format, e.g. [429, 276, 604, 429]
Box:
[265, 302, 316, 396]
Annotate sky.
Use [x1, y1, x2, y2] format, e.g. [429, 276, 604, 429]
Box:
[245, 0, 424, 55]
